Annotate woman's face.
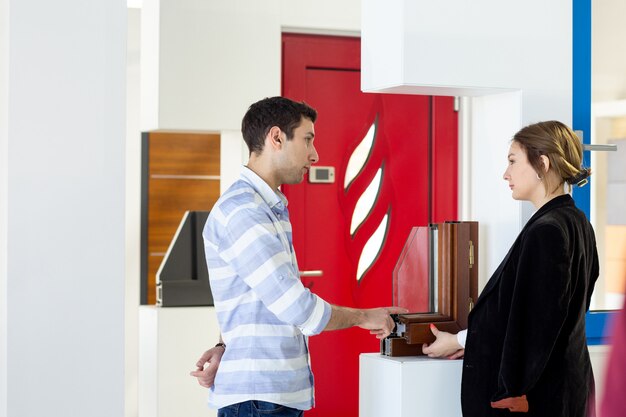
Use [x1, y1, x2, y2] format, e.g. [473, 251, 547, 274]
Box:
[503, 141, 545, 203]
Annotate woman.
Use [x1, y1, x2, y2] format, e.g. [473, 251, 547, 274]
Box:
[423, 121, 599, 416]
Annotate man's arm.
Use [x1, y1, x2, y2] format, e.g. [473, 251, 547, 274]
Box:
[190, 304, 407, 387]
[325, 305, 408, 339]
[190, 336, 225, 388]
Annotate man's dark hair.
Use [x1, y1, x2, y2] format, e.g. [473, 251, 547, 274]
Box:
[241, 96, 317, 155]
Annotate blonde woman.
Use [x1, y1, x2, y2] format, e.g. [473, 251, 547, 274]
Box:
[424, 121, 599, 417]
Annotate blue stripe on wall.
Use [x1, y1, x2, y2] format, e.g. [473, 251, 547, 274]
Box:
[572, 0, 591, 217]
[573, 0, 617, 343]
[587, 311, 618, 345]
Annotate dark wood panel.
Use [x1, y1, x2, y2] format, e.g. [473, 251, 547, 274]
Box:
[148, 178, 220, 252]
[149, 132, 220, 176]
[141, 132, 221, 305]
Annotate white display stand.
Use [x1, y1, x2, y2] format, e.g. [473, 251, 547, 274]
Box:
[359, 353, 462, 417]
[139, 306, 221, 417]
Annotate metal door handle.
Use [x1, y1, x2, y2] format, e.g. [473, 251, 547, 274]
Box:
[299, 270, 324, 277]
[583, 144, 617, 152]
[575, 131, 618, 152]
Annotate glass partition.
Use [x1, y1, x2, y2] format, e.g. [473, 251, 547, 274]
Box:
[393, 225, 438, 313]
[590, 112, 626, 311]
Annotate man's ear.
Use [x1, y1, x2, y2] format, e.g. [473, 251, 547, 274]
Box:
[267, 126, 282, 150]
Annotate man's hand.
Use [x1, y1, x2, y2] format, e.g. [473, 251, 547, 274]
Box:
[189, 346, 225, 388]
[422, 324, 464, 359]
[325, 305, 408, 339]
[360, 307, 409, 339]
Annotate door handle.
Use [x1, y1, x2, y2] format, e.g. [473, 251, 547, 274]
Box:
[583, 144, 617, 152]
[299, 270, 324, 277]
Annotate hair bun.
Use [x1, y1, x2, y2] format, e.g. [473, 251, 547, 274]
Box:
[566, 168, 592, 187]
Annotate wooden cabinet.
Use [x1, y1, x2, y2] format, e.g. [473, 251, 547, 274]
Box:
[141, 132, 220, 305]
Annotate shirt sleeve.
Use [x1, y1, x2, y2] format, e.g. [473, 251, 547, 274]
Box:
[215, 206, 331, 336]
[457, 329, 467, 348]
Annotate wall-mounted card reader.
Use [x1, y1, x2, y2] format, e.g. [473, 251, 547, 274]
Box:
[309, 166, 335, 183]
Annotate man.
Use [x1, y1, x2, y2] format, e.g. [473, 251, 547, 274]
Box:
[190, 96, 405, 417]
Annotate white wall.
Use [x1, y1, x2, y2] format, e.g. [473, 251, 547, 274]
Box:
[279, 0, 360, 32]
[592, 0, 626, 102]
[139, 0, 159, 132]
[141, 0, 361, 132]
[466, 92, 523, 289]
[127, 7, 142, 417]
[458, 93, 522, 290]
[157, 0, 281, 131]
[6, 1, 126, 416]
[219, 130, 248, 193]
[0, 0, 9, 415]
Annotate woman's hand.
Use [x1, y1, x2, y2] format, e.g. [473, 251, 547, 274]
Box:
[422, 324, 464, 359]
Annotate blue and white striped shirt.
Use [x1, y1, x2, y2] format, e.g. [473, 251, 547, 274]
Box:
[203, 167, 332, 410]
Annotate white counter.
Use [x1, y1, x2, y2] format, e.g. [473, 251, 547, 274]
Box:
[139, 306, 220, 417]
[359, 353, 462, 417]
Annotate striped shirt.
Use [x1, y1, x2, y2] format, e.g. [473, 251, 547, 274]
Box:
[203, 166, 332, 410]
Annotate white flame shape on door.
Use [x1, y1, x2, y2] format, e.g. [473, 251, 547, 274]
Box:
[350, 168, 382, 235]
[343, 119, 389, 281]
[356, 213, 389, 281]
[344, 121, 376, 190]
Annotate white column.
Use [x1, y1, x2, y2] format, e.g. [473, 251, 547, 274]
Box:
[6, 1, 126, 416]
[220, 130, 248, 194]
[126, 7, 142, 417]
[467, 92, 524, 289]
[0, 0, 9, 415]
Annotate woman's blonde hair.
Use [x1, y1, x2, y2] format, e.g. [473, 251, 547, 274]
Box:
[513, 120, 591, 194]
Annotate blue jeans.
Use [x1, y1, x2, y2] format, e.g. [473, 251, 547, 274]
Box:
[217, 401, 303, 417]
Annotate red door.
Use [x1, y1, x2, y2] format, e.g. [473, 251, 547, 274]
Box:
[282, 34, 457, 417]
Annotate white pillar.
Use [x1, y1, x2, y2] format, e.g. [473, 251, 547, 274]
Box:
[5, 1, 126, 416]
[126, 7, 142, 417]
[0, 0, 9, 415]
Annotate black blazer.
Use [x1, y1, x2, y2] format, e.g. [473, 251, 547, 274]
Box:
[461, 194, 599, 417]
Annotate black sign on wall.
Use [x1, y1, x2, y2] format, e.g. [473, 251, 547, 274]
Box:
[156, 211, 214, 307]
